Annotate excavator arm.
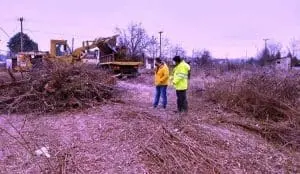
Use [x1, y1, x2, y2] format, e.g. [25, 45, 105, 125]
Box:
[72, 44, 98, 58]
[71, 35, 119, 59]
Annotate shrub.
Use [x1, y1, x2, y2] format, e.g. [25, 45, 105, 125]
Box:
[205, 69, 300, 147]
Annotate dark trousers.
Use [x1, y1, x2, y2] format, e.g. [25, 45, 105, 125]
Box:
[154, 85, 167, 108]
[176, 90, 188, 112]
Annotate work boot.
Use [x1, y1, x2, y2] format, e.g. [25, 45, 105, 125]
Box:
[181, 110, 188, 116]
[173, 110, 182, 114]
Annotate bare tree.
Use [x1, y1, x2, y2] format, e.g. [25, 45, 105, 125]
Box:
[257, 48, 271, 66]
[145, 36, 171, 60]
[257, 41, 282, 66]
[161, 38, 172, 59]
[275, 51, 281, 59]
[287, 38, 300, 66]
[288, 38, 299, 57]
[268, 42, 282, 57]
[145, 36, 159, 59]
[169, 44, 186, 58]
[194, 49, 212, 66]
[115, 23, 150, 59]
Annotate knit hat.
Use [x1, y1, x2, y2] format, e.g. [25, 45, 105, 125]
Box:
[155, 58, 162, 63]
[172, 56, 181, 63]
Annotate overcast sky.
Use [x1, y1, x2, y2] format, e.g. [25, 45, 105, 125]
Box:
[0, 0, 299, 58]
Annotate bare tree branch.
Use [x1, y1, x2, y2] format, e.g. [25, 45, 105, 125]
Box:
[268, 42, 282, 56]
[115, 23, 150, 59]
[170, 45, 186, 58]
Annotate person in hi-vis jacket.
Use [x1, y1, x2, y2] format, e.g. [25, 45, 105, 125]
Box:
[172, 56, 191, 113]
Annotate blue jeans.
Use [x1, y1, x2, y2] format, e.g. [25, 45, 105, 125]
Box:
[153, 85, 167, 108]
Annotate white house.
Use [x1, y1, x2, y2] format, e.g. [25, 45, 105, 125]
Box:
[272, 57, 291, 71]
[145, 57, 155, 69]
[6, 58, 12, 69]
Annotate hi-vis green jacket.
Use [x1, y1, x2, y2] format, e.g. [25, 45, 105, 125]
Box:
[172, 60, 190, 90]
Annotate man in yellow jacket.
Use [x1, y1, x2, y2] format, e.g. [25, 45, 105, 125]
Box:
[154, 58, 169, 109]
[172, 56, 191, 113]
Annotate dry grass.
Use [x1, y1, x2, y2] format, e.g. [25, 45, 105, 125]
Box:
[204, 68, 300, 148]
[1, 67, 300, 173]
[138, 125, 224, 173]
[0, 62, 116, 114]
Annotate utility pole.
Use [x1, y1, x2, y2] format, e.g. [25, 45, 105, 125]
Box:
[192, 49, 195, 58]
[71, 38, 74, 52]
[19, 17, 24, 52]
[159, 31, 163, 58]
[151, 36, 155, 59]
[263, 38, 269, 51]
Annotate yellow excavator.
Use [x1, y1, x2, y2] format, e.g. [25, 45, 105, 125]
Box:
[48, 35, 142, 77]
[48, 39, 98, 64]
[47, 35, 120, 63]
[15, 35, 118, 70]
[15, 35, 142, 77]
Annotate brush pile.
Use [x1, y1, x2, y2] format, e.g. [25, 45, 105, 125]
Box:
[139, 125, 224, 173]
[205, 70, 300, 148]
[0, 62, 116, 114]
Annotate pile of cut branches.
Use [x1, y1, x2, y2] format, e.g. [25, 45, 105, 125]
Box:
[139, 126, 223, 173]
[205, 70, 300, 148]
[0, 62, 116, 114]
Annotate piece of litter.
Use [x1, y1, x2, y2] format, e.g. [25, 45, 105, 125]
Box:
[35, 147, 50, 158]
[0, 150, 3, 160]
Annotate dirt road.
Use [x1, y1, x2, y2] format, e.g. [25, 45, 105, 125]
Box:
[0, 75, 299, 173]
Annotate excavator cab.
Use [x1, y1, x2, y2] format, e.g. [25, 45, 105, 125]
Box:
[50, 40, 72, 57]
[48, 40, 74, 64]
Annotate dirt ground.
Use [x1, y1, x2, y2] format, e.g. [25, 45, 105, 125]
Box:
[0, 72, 299, 173]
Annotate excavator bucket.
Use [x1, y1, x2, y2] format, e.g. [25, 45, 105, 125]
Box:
[93, 35, 118, 54]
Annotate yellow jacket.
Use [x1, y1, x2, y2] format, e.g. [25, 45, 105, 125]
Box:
[155, 63, 169, 86]
[172, 61, 190, 90]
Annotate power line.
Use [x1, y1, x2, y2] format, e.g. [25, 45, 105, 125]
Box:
[25, 28, 66, 36]
[0, 27, 10, 38]
[25, 29, 37, 39]
[24, 28, 95, 39]
[12, 24, 19, 34]
[25, 18, 81, 28]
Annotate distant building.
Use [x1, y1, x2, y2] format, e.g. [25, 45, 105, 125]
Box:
[6, 58, 12, 69]
[270, 57, 291, 71]
[211, 58, 228, 65]
[145, 57, 155, 69]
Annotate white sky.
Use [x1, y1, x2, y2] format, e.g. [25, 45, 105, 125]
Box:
[1, 0, 300, 58]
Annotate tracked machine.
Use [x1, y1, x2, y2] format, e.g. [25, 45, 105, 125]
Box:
[14, 35, 142, 77]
